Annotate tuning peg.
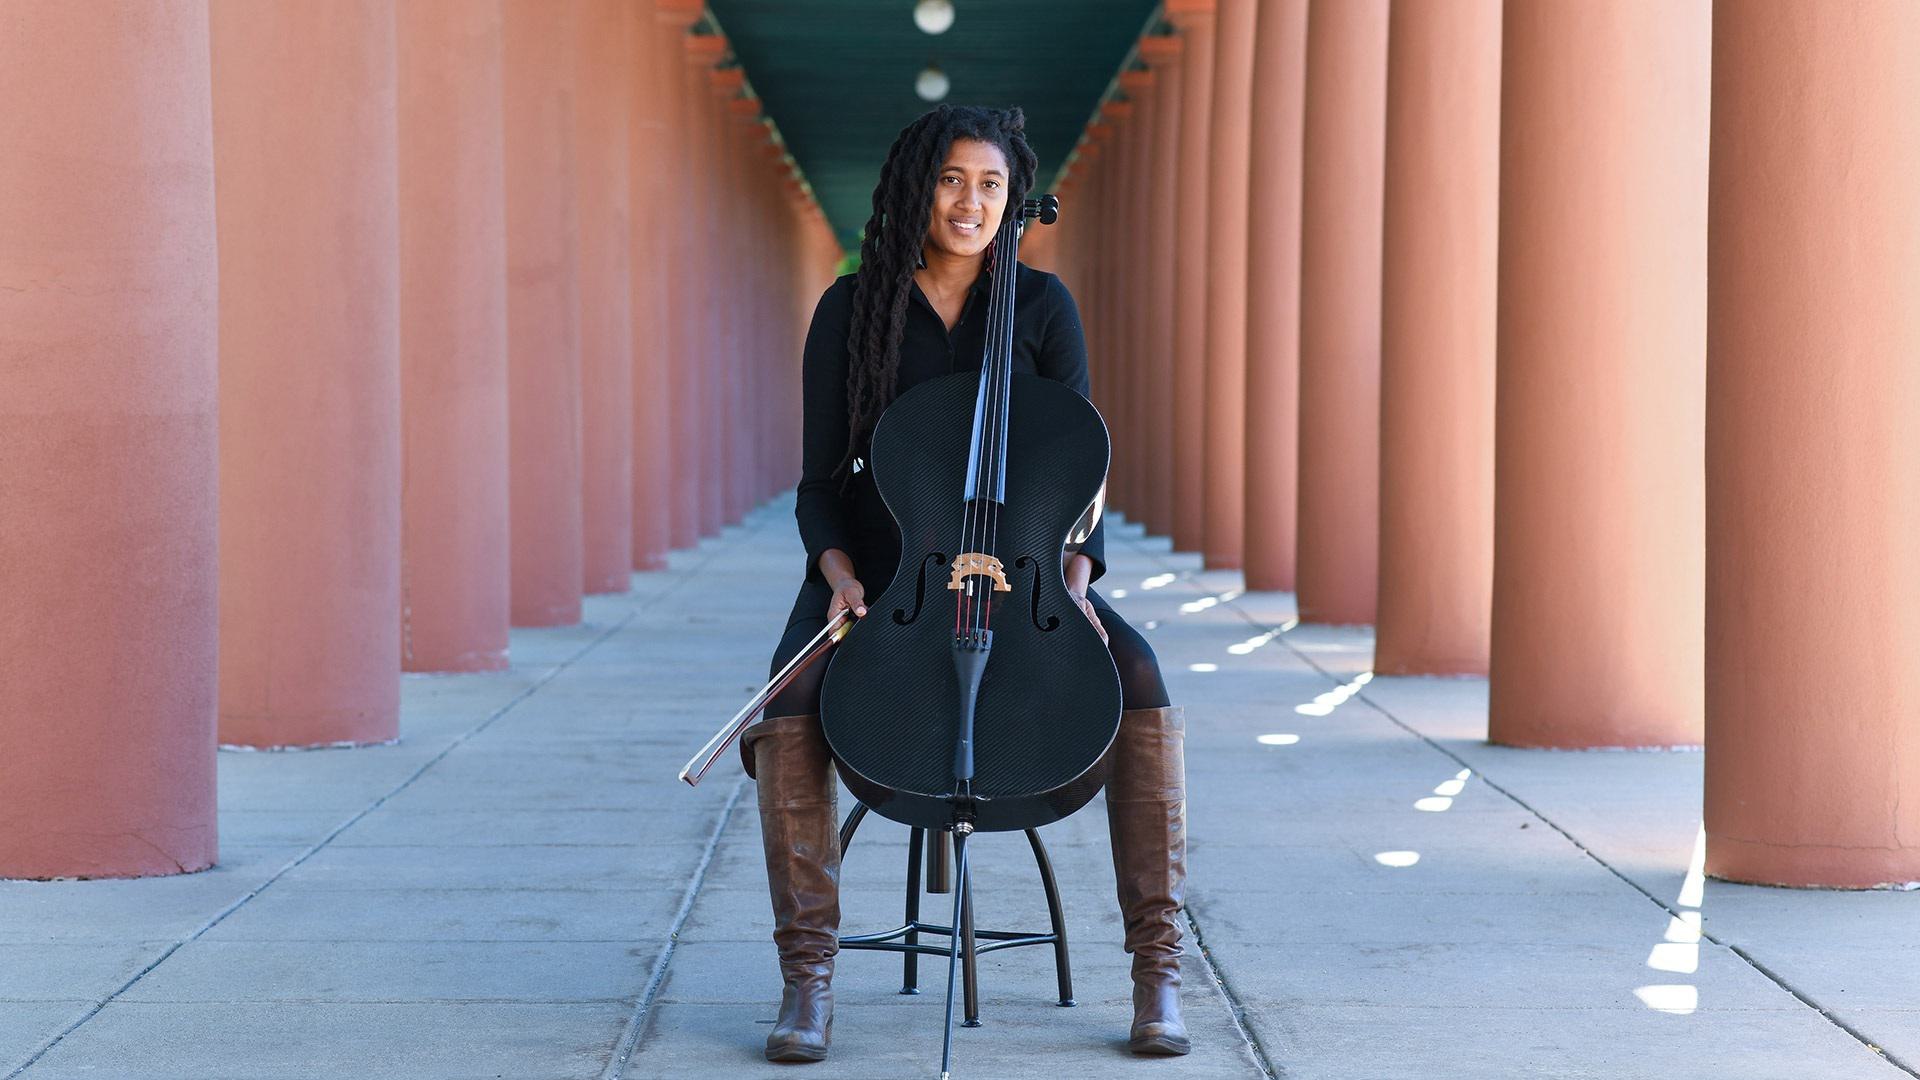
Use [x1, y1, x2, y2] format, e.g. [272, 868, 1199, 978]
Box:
[1021, 193, 1061, 226]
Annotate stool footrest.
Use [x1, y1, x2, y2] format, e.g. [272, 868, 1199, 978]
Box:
[835, 803, 1075, 1025]
[841, 922, 1060, 956]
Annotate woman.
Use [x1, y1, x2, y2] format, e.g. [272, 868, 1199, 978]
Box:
[738, 104, 1189, 1064]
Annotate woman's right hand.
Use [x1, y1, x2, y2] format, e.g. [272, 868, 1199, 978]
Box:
[818, 548, 866, 621]
[827, 576, 867, 621]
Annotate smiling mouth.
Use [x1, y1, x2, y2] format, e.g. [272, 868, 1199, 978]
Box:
[949, 218, 981, 234]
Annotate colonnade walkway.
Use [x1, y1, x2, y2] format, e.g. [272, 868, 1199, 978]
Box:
[2, 495, 1910, 1080]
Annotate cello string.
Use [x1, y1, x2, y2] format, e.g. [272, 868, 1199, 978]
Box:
[956, 214, 997, 641]
[961, 216, 998, 640]
[978, 206, 1019, 634]
[964, 220, 1000, 639]
[966, 217, 1007, 638]
[957, 208, 1008, 640]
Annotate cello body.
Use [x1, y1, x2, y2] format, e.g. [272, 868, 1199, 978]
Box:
[819, 369, 1122, 833]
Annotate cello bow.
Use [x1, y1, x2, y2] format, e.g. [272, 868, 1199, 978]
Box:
[677, 609, 853, 787]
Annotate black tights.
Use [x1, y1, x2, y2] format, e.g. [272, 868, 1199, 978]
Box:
[765, 583, 1170, 720]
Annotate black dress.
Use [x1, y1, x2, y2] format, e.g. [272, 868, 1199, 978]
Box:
[764, 259, 1169, 719]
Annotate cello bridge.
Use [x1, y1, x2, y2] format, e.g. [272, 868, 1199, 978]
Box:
[947, 552, 1013, 593]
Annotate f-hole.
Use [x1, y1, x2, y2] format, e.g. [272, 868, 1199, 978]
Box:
[893, 552, 948, 625]
[1013, 556, 1062, 632]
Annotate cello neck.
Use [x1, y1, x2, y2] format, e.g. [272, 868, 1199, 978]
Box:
[960, 194, 1057, 505]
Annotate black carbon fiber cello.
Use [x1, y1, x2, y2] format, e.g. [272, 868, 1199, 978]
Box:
[818, 194, 1121, 1078]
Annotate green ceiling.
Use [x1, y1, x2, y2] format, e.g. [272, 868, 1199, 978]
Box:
[706, 1, 1160, 250]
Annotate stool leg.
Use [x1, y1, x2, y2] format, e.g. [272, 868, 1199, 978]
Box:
[902, 827, 923, 994]
[960, 848, 980, 1027]
[926, 819, 952, 893]
[837, 802, 869, 853]
[1026, 828, 1075, 1007]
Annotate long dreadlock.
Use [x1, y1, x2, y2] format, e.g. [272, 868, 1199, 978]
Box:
[833, 104, 1040, 488]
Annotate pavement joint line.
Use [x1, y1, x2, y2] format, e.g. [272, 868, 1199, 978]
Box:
[1109, 523, 1281, 1079]
[1122, 528, 1920, 1080]
[1180, 907, 1284, 1078]
[0, 502, 774, 1080]
[598, 776, 749, 1080]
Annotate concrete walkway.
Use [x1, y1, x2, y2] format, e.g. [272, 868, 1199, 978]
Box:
[3, 493, 1914, 1080]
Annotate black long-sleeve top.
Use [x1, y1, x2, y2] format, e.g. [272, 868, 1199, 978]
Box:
[793, 259, 1109, 590]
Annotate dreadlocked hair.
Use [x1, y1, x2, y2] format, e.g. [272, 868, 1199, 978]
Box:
[833, 104, 1040, 489]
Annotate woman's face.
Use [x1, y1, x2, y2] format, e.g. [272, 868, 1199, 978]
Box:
[924, 137, 1010, 262]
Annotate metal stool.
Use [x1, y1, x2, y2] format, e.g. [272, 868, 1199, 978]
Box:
[835, 802, 1074, 1026]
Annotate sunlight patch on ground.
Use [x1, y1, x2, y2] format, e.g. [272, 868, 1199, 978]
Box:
[1415, 769, 1473, 812]
[1637, 824, 1708, 1014]
[1296, 671, 1373, 716]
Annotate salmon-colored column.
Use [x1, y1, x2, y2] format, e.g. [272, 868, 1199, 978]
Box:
[711, 81, 740, 527]
[1202, 0, 1255, 570]
[1296, 0, 1387, 626]
[397, 0, 510, 673]
[761, 136, 790, 506]
[1374, 1, 1500, 674]
[1704, 1, 1920, 887]
[1098, 99, 1136, 516]
[1113, 76, 1136, 522]
[577, 0, 634, 595]
[1082, 127, 1115, 454]
[1121, 70, 1152, 530]
[630, 1, 674, 570]
[0, 1, 217, 877]
[629, 2, 691, 564]
[213, 0, 400, 747]
[1141, 35, 1184, 537]
[1490, 2, 1708, 748]
[657, 10, 703, 550]
[1240, 0, 1306, 593]
[706, 70, 737, 530]
[1167, 0, 1215, 554]
[504, 0, 584, 627]
[1071, 129, 1112, 431]
[576, 0, 637, 591]
[1118, 73, 1154, 522]
[687, 38, 726, 538]
[724, 94, 762, 524]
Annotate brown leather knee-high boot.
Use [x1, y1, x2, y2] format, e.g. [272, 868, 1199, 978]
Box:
[741, 713, 840, 1063]
[1106, 705, 1190, 1055]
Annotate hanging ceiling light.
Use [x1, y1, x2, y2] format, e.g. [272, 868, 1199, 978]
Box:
[915, 62, 950, 102]
[913, 0, 955, 35]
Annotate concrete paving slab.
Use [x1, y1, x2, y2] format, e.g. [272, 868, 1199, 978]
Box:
[0, 1005, 92, 1075]
[1243, 1002, 1908, 1080]
[0, 944, 167, 1001]
[116, 940, 660, 1004]
[269, 841, 712, 892]
[329, 807, 716, 848]
[20, 1001, 632, 1080]
[1186, 887, 1671, 947]
[0, 849, 288, 943]
[1215, 939, 1809, 1012]
[195, 885, 682, 943]
[622, 999, 1262, 1080]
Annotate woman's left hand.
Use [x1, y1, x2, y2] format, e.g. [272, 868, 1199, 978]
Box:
[1071, 590, 1108, 646]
